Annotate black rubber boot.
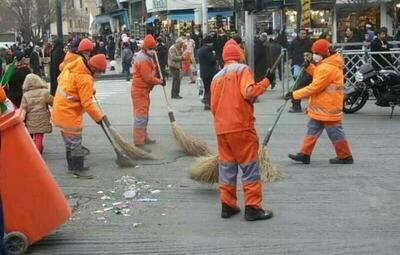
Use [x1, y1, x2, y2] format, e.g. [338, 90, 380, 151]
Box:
[71, 156, 93, 179]
[145, 137, 156, 145]
[245, 206, 273, 221]
[221, 203, 241, 219]
[329, 156, 354, 164]
[288, 153, 311, 164]
[66, 151, 73, 171]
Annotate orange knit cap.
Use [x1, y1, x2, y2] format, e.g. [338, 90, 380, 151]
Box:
[222, 43, 241, 62]
[312, 39, 330, 55]
[89, 54, 107, 72]
[223, 39, 238, 50]
[78, 38, 94, 53]
[143, 34, 156, 50]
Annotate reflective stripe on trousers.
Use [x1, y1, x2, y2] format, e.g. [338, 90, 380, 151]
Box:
[61, 132, 84, 157]
[300, 118, 352, 159]
[217, 129, 263, 209]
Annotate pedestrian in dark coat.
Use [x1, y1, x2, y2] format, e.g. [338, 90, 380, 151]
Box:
[6, 51, 31, 107]
[254, 33, 273, 82]
[96, 41, 107, 56]
[156, 37, 168, 80]
[30, 46, 42, 76]
[371, 27, 392, 70]
[199, 36, 218, 110]
[107, 36, 116, 61]
[50, 39, 65, 96]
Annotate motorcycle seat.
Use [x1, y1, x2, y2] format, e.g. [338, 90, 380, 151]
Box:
[379, 69, 399, 76]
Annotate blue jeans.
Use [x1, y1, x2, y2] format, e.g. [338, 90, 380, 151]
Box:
[292, 65, 302, 78]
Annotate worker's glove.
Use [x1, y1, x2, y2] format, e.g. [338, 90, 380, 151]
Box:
[284, 92, 293, 101]
[161, 79, 166, 86]
[265, 69, 275, 83]
[97, 115, 110, 126]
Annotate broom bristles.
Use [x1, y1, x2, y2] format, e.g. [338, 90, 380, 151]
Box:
[171, 122, 212, 157]
[189, 147, 284, 184]
[189, 155, 219, 184]
[258, 147, 284, 182]
[108, 127, 158, 160]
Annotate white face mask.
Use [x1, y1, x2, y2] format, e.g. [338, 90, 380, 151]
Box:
[313, 54, 323, 63]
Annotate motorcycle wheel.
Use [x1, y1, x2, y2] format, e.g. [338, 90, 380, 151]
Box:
[343, 91, 369, 114]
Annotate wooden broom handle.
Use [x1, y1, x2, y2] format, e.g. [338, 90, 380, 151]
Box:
[154, 52, 173, 111]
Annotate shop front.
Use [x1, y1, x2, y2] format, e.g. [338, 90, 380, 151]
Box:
[283, 0, 334, 41]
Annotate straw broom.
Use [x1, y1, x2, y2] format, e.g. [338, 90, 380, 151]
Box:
[154, 53, 212, 157]
[94, 96, 157, 160]
[189, 55, 298, 184]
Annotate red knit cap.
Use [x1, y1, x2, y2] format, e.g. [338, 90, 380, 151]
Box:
[89, 54, 107, 72]
[223, 43, 241, 62]
[143, 34, 156, 50]
[312, 39, 330, 55]
[224, 39, 238, 49]
[78, 38, 94, 53]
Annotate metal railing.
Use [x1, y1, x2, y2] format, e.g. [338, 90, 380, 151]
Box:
[275, 46, 400, 91]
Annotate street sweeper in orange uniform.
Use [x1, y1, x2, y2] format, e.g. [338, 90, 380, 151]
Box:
[210, 42, 275, 221]
[131, 34, 165, 153]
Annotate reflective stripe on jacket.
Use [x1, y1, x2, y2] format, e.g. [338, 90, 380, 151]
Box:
[211, 61, 270, 135]
[52, 57, 103, 134]
[132, 50, 162, 89]
[293, 53, 344, 122]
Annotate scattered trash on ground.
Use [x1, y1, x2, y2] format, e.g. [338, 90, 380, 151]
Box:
[92, 175, 162, 222]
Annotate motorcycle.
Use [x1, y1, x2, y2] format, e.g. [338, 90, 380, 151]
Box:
[343, 63, 400, 118]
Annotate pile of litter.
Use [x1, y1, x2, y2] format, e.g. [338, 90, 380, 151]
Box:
[92, 175, 161, 223]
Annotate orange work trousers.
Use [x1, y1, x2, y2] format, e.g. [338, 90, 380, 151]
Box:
[300, 118, 352, 159]
[132, 86, 151, 145]
[217, 129, 263, 209]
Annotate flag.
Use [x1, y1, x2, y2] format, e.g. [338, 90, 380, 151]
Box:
[1, 60, 16, 87]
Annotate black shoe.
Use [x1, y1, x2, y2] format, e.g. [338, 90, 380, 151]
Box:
[288, 107, 302, 113]
[245, 206, 273, 221]
[288, 153, 310, 164]
[329, 156, 354, 164]
[172, 95, 183, 99]
[135, 144, 152, 153]
[66, 151, 73, 171]
[145, 137, 156, 144]
[70, 156, 93, 179]
[204, 104, 211, 111]
[221, 203, 241, 219]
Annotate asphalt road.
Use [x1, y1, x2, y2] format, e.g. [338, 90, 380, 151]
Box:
[28, 77, 400, 254]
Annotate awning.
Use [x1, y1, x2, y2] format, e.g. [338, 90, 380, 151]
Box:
[167, 10, 194, 21]
[208, 10, 233, 19]
[145, 16, 156, 24]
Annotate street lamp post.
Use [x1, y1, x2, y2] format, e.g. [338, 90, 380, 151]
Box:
[56, 0, 63, 41]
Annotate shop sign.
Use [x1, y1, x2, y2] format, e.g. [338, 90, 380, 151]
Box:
[146, 0, 167, 12]
[301, 0, 311, 28]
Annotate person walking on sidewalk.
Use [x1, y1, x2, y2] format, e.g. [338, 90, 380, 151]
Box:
[131, 34, 165, 152]
[6, 51, 31, 108]
[210, 42, 275, 221]
[168, 38, 183, 99]
[122, 42, 133, 81]
[20, 74, 54, 154]
[52, 54, 107, 179]
[156, 37, 168, 80]
[50, 39, 65, 96]
[285, 39, 354, 165]
[199, 36, 218, 110]
[288, 29, 312, 112]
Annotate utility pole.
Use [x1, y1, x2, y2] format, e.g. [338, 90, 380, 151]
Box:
[56, 0, 63, 41]
[296, 0, 301, 32]
[202, 0, 208, 37]
[245, 11, 254, 72]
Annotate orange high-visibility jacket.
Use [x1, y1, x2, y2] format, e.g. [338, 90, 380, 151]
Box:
[293, 53, 344, 122]
[211, 61, 270, 135]
[59, 51, 81, 72]
[0, 86, 6, 103]
[132, 50, 162, 89]
[52, 57, 103, 134]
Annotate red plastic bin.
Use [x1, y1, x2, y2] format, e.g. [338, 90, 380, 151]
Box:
[0, 109, 71, 254]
